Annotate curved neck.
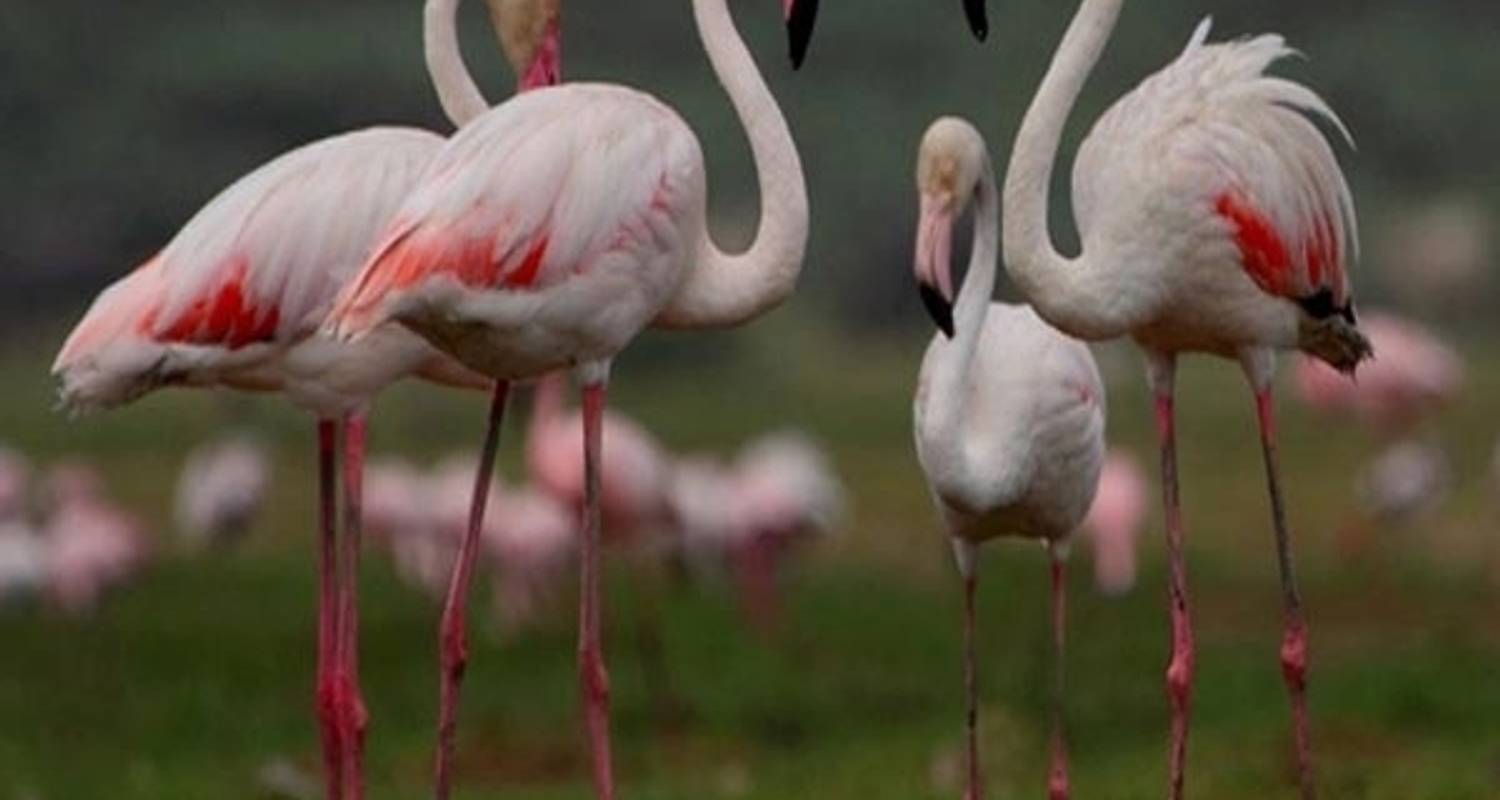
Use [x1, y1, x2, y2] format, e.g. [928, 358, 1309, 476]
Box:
[426, 0, 491, 127]
[655, 0, 809, 330]
[1002, 0, 1124, 332]
[926, 166, 1001, 444]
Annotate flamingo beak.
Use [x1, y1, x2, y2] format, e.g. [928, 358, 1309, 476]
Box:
[784, 0, 819, 69]
[915, 193, 956, 338]
[964, 0, 989, 41]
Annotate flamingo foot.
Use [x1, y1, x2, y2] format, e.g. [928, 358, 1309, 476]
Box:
[1048, 740, 1070, 800]
[1282, 617, 1316, 799]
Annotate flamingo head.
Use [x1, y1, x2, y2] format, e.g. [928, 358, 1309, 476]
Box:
[914, 117, 987, 338]
[963, 0, 988, 41]
[488, 0, 561, 91]
[783, 0, 818, 70]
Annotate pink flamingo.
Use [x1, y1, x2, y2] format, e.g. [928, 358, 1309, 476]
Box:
[726, 431, 844, 633]
[999, 3, 1370, 796]
[0, 448, 46, 606]
[1082, 450, 1148, 597]
[913, 118, 1107, 800]
[526, 372, 673, 546]
[40, 463, 151, 617]
[327, 0, 812, 794]
[174, 435, 271, 550]
[1294, 311, 1463, 441]
[54, 1, 557, 794]
[366, 457, 453, 600]
[482, 484, 577, 635]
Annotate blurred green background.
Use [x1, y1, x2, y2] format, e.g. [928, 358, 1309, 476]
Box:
[3, 0, 1498, 797]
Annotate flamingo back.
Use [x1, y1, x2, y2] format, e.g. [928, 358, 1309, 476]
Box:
[1074, 19, 1358, 318]
[54, 128, 444, 411]
[329, 86, 703, 362]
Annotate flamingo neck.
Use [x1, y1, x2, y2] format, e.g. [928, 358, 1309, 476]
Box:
[1002, 0, 1134, 338]
[426, 0, 490, 127]
[517, 16, 562, 91]
[655, 0, 809, 330]
[525, 371, 567, 475]
[925, 166, 1000, 453]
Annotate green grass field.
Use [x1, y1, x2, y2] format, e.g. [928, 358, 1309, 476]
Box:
[2, 320, 1498, 798]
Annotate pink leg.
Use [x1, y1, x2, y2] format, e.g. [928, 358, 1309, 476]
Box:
[1047, 547, 1070, 800]
[338, 413, 370, 800]
[578, 376, 616, 800]
[314, 419, 343, 800]
[962, 569, 981, 800]
[1149, 355, 1193, 800]
[1254, 389, 1317, 799]
[434, 383, 510, 800]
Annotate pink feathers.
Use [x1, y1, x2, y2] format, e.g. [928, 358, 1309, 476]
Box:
[1216, 191, 1345, 309]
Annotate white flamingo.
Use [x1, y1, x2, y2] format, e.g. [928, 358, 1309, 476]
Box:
[326, 0, 813, 795]
[913, 118, 1106, 800]
[999, 2, 1370, 796]
[174, 435, 272, 550]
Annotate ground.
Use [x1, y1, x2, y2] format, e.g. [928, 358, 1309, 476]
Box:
[2, 321, 1497, 799]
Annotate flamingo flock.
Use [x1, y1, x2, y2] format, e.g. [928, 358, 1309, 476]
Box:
[51, 0, 1462, 797]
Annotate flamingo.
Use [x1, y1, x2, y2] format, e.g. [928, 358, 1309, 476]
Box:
[39, 463, 152, 617]
[726, 431, 844, 633]
[1294, 311, 1463, 441]
[174, 434, 272, 550]
[527, 372, 674, 546]
[326, 0, 812, 794]
[0, 448, 46, 607]
[999, 3, 1370, 796]
[1082, 449, 1148, 597]
[366, 457, 455, 600]
[913, 118, 1106, 800]
[54, 0, 560, 793]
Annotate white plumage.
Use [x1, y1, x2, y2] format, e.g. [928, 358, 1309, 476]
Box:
[912, 118, 1105, 800]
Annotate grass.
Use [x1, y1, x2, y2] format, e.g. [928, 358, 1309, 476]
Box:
[2, 318, 1498, 798]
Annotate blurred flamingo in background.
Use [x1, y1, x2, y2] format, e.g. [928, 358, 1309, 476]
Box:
[913, 118, 1106, 800]
[174, 435, 271, 550]
[40, 463, 151, 616]
[0, 448, 47, 607]
[1082, 450, 1148, 597]
[1001, 3, 1368, 793]
[366, 458, 453, 600]
[1295, 311, 1463, 441]
[526, 372, 674, 548]
[327, 0, 813, 790]
[482, 485, 576, 636]
[724, 431, 844, 633]
[1378, 197, 1492, 309]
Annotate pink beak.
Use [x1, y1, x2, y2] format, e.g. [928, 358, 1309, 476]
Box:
[915, 194, 956, 337]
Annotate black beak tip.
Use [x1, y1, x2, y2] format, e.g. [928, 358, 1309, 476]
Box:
[919, 284, 956, 339]
[787, 0, 818, 70]
[964, 0, 989, 41]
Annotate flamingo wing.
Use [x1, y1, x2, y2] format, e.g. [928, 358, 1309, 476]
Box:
[1075, 19, 1358, 317]
[54, 128, 441, 409]
[330, 85, 702, 339]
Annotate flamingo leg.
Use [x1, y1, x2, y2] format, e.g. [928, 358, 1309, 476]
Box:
[338, 412, 370, 800]
[1047, 544, 1070, 800]
[952, 539, 981, 800]
[434, 382, 510, 800]
[1148, 352, 1193, 800]
[1253, 387, 1317, 799]
[314, 419, 343, 800]
[578, 366, 616, 800]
